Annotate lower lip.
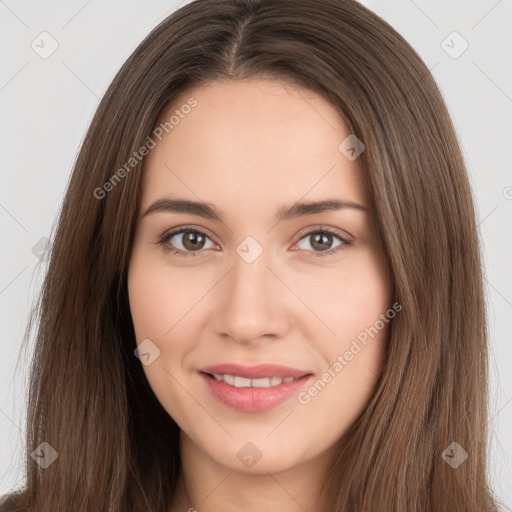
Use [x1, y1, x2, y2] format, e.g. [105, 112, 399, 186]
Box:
[200, 372, 313, 412]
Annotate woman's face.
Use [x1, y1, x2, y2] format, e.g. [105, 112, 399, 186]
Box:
[128, 78, 393, 475]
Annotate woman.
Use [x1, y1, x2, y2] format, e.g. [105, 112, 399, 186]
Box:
[1, 0, 501, 510]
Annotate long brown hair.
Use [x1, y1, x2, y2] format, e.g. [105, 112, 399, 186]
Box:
[3, 0, 500, 510]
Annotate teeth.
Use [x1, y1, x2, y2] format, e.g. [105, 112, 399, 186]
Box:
[211, 374, 298, 388]
[223, 374, 235, 385]
[252, 378, 271, 387]
[234, 376, 251, 388]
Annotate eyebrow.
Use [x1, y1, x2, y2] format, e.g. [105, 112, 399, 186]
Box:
[142, 197, 369, 222]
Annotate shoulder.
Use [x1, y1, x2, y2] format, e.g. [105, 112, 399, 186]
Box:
[0, 494, 18, 511]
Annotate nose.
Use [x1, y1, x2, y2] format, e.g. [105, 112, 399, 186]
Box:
[211, 247, 292, 345]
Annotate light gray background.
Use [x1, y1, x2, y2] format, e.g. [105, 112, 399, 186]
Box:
[1, 0, 511, 507]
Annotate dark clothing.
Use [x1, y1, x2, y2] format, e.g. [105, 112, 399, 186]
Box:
[0, 494, 17, 512]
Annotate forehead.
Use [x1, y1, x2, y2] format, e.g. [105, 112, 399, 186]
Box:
[140, 78, 368, 216]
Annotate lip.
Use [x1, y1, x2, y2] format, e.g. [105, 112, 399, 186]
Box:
[198, 363, 314, 413]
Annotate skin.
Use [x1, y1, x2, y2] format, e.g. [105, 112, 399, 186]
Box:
[128, 78, 393, 512]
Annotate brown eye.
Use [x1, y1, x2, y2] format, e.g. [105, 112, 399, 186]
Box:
[158, 226, 351, 259]
[295, 229, 351, 257]
[158, 228, 215, 258]
[178, 230, 208, 251]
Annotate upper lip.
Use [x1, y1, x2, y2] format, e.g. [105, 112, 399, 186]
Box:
[199, 363, 312, 379]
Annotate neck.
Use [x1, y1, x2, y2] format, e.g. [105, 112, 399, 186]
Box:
[170, 431, 339, 512]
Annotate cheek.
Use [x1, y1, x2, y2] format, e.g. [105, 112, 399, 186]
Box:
[294, 247, 391, 418]
[127, 254, 193, 421]
[128, 244, 185, 341]
[339, 257, 391, 339]
[333, 249, 391, 372]
[128, 269, 169, 341]
[293, 247, 392, 342]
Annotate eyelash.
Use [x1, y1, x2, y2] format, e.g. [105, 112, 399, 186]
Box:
[156, 225, 352, 259]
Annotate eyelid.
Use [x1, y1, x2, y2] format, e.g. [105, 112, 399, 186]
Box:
[294, 224, 353, 243]
[159, 224, 219, 244]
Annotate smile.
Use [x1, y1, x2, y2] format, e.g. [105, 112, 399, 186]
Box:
[198, 363, 314, 412]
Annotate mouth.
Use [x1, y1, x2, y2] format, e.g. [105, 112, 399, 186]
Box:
[198, 363, 314, 412]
